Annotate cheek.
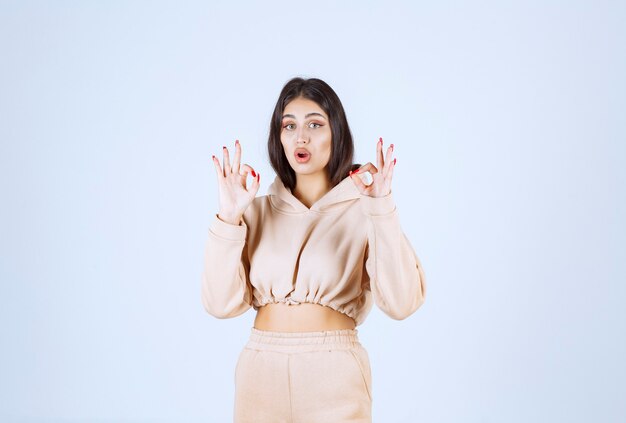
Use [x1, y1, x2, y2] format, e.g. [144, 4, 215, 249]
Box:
[313, 128, 331, 146]
[280, 140, 293, 161]
[281, 131, 295, 145]
[322, 132, 333, 156]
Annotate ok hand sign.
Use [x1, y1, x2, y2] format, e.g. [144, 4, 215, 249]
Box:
[211, 139, 260, 225]
[349, 137, 396, 198]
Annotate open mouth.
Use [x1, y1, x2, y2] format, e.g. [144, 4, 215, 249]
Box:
[295, 149, 311, 162]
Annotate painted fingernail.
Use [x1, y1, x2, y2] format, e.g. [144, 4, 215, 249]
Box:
[222, 145, 226, 150]
[212, 155, 215, 160]
[379, 137, 383, 144]
[257, 173, 260, 181]
[394, 158, 397, 165]
[251, 170, 256, 177]
[235, 139, 239, 145]
[390, 143, 394, 151]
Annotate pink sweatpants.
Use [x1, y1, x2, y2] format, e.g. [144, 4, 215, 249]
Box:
[233, 327, 373, 422]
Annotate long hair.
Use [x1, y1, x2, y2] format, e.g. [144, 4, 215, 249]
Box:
[268, 77, 359, 191]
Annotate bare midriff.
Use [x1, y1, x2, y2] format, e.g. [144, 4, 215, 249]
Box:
[254, 302, 356, 332]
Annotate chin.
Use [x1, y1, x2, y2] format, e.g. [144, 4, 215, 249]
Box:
[296, 168, 326, 177]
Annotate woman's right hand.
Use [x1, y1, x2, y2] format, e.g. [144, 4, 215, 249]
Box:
[211, 139, 260, 225]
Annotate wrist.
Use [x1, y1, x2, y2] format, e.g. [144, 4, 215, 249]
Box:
[217, 212, 242, 226]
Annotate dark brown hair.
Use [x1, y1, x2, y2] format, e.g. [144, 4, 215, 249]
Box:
[268, 77, 360, 191]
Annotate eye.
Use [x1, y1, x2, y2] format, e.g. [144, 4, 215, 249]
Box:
[283, 123, 295, 130]
[309, 122, 322, 129]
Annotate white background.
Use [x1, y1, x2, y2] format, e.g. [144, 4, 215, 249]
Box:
[1, 1, 624, 422]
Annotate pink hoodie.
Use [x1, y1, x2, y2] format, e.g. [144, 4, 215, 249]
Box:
[201, 173, 426, 326]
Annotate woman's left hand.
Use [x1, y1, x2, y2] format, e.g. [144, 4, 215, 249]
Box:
[349, 137, 396, 198]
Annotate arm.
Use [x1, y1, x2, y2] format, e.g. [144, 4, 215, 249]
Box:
[201, 214, 253, 319]
[361, 191, 427, 320]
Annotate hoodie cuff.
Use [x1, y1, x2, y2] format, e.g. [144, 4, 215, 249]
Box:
[359, 191, 396, 216]
[209, 214, 247, 241]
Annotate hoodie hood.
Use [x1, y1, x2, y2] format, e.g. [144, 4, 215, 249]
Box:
[267, 174, 365, 214]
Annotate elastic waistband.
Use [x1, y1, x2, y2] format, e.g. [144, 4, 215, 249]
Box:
[245, 327, 361, 353]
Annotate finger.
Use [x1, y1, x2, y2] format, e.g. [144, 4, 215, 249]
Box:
[354, 162, 379, 176]
[349, 170, 370, 193]
[211, 154, 224, 179]
[232, 139, 241, 174]
[383, 144, 394, 178]
[239, 163, 257, 188]
[243, 164, 260, 195]
[240, 163, 256, 176]
[249, 170, 261, 197]
[223, 145, 231, 174]
[386, 157, 396, 183]
[377, 137, 385, 170]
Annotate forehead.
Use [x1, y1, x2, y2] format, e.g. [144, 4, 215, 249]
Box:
[283, 97, 327, 119]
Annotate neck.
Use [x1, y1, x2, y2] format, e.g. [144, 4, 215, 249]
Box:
[292, 170, 332, 209]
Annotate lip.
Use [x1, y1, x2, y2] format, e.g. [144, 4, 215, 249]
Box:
[294, 148, 311, 163]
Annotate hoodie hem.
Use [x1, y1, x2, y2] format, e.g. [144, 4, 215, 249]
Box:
[253, 296, 359, 324]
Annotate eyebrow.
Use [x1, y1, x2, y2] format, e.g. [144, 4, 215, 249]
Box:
[282, 112, 327, 120]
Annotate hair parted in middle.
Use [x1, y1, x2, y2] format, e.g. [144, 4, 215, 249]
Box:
[268, 77, 361, 192]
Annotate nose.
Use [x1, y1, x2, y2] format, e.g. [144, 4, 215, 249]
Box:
[296, 126, 310, 144]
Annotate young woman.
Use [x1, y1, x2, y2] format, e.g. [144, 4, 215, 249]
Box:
[202, 77, 427, 422]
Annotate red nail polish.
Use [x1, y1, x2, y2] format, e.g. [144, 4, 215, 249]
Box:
[390, 143, 394, 151]
[379, 137, 382, 144]
[251, 170, 256, 177]
[222, 145, 226, 149]
[257, 173, 260, 181]
[235, 139, 239, 145]
[394, 158, 397, 165]
[212, 155, 215, 160]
